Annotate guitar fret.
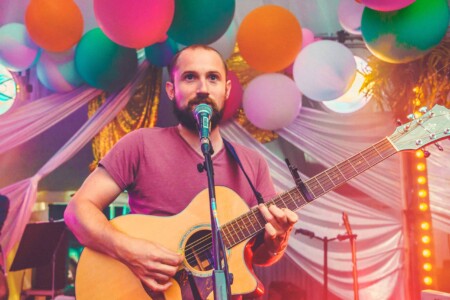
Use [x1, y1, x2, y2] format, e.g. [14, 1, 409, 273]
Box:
[287, 191, 299, 209]
[232, 219, 245, 241]
[335, 163, 348, 180]
[307, 177, 324, 196]
[327, 166, 343, 186]
[277, 194, 287, 208]
[226, 224, 238, 245]
[316, 172, 334, 191]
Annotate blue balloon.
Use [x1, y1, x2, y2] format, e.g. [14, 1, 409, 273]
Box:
[144, 38, 178, 67]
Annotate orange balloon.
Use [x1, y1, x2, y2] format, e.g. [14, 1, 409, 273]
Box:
[25, 0, 83, 52]
[237, 5, 302, 73]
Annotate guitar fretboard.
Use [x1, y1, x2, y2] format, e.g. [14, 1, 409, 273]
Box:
[220, 137, 397, 248]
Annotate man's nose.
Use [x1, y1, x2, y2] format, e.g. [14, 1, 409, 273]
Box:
[197, 78, 209, 94]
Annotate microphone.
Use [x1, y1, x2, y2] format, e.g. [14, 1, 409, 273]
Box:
[193, 103, 212, 152]
[295, 228, 315, 238]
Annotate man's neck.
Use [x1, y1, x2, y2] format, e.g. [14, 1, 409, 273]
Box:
[177, 124, 223, 156]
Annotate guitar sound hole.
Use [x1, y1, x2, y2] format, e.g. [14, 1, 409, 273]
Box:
[184, 229, 214, 272]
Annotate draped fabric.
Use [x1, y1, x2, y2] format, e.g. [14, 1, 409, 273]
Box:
[88, 65, 162, 170]
[0, 61, 149, 260]
[427, 145, 450, 232]
[0, 86, 101, 155]
[221, 108, 406, 300]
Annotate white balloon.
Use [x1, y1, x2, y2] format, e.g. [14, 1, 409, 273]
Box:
[338, 0, 364, 35]
[37, 50, 84, 93]
[243, 73, 302, 130]
[293, 40, 356, 101]
[0, 23, 41, 72]
[209, 19, 238, 60]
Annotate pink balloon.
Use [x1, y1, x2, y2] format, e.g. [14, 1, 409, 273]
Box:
[94, 0, 175, 48]
[302, 28, 315, 48]
[243, 73, 302, 130]
[222, 70, 243, 122]
[338, 0, 364, 35]
[361, 0, 415, 11]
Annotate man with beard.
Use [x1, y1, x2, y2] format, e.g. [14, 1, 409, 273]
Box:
[65, 45, 298, 298]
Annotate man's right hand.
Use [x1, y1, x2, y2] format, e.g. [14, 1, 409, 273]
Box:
[121, 238, 184, 292]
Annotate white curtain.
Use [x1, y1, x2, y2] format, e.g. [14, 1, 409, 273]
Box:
[221, 107, 406, 300]
[0, 61, 149, 259]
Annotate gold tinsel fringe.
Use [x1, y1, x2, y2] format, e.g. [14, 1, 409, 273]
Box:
[88, 65, 162, 171]
[362, 37, 450, 117]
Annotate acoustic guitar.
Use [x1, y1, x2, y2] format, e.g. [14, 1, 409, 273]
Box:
[75, 105, 450, 299]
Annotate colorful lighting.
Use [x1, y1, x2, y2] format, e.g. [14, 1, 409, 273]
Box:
[422, 249, 431, 258]
[417, 163, 426, 171]
[424, 276, 433, 286]
[419, 203, 429, 211]
[418, 190, 428, 198]
[421, 236, 431, 244]
[417, 176, 427, 184]
[415, 151, 424, 158]
[423, 263, 432, 271]
[420, 222, 430, 230]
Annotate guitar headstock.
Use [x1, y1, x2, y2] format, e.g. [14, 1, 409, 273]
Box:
[390, 105, 450, 152]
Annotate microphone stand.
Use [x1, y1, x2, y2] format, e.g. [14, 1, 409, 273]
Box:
[295, 229, 357, 300]
[200, 140, 232, 300]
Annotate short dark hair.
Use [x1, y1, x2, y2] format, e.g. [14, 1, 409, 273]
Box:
[167, 44, 228, 82]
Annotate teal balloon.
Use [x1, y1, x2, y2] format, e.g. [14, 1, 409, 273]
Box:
[167, 0, 235, 45]
[144, 38, 179, 67]
[75, 28, 138, 91]
[361, 0, 449, 63]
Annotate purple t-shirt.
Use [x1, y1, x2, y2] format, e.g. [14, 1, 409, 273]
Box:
[99, 127, 276, 216]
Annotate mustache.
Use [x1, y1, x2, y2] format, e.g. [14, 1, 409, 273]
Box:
[187, 97, 219, 111]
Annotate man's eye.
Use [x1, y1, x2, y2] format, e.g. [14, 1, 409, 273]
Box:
[185, 74, 195, 80]
[209, 74, 218, 80]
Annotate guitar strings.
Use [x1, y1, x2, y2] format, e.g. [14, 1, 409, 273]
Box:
[183, 123, 428, 263]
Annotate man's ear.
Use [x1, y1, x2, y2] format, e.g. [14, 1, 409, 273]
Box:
[165, 81, 175, 101]
[225, 79, 232, 100]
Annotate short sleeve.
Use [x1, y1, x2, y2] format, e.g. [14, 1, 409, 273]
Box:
[99, 130, 143, 190]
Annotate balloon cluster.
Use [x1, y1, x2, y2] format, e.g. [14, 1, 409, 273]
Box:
[338, 0, 449, 64]
[0, 0, 447, 130]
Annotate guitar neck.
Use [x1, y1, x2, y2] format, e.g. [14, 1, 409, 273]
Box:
[221, 137, 398, 248]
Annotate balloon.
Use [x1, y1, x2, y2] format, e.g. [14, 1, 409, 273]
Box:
[302, 28, 315, 48]
[94, 0, 174, 49]
[25, 0, 83, 52]
[237, 5, 302, 73]
[293, 40, 356, 101]
[168, 0, 235, 46]
[243, 73, 302, 130]
[361, 0, 415, 11]
[37, 50, 84, 93]
[75, 28, 138, 92]
[222, 71, 243, 122]
[338, 0, 364, 35]
[145, 38, 178, 67]
[0, 23, 41, 72]
[209, 19, 238, 60]
[361, 0, 449, 63]
[322, 57, 371, 113]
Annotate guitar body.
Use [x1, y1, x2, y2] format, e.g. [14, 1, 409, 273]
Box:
[75, 186, 261, 300]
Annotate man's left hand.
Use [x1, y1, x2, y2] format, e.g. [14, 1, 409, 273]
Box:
[258, 204, 298, 256]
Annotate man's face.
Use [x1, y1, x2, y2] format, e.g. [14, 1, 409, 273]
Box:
[166, 47, 231, 131]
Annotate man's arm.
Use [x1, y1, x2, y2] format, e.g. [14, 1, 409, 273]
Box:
[64, 167, 183, 292]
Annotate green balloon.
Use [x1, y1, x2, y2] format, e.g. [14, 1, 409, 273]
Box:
[75, 28, 138, 91]
[168, 0, 235, 46]
[361, 0, 449, 63]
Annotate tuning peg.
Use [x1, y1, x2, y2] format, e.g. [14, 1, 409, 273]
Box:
[419, 107, 428, 114]
[407, 114, 415, 120]
[434, 143, 444, 151]
[421, 148, 431, 158]
[396, 119, 402, 126]
[444, 128, 449, 134]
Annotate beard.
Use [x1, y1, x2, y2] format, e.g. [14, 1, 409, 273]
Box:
[173, 96, 224, 132]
